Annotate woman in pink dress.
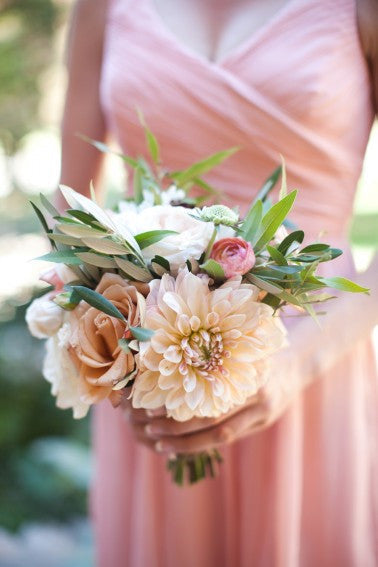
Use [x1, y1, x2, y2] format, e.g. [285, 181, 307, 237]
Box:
[60, 1, 378, 565]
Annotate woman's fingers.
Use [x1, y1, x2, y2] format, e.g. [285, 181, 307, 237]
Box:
[151, 403, 267, 454]
[144, 416, 222, 438]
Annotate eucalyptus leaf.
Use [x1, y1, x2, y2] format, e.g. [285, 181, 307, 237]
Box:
[66, 209, 106, 229]
[118, 338, 131, 353]
[30, 201, 50, 235]
[76, 252, 118, 268]
[129, 326, 154, 341]
[48, 233, 83, 246]
[300, 243, 330, 253]
[135, 230, 177, 249]
[81, 237, 130, 255]
[58, 224, 107, 238]
[278, 156, 287, 200]
[70, 285, 126, 320]
[266, 245, 287, 265]
[78, 134, 138, 167]
[171, 147, 238, 186]
[200, 259, 225, 281]
[254, 190, 297, 251]
[36, 250, 85, 265]
[317, 277, 369, 294]
[133, 166, 143, 205]
[238, 199, 262, 244]
[277, 230, 304, 255]
[115, 257, 153, 282]
[151, 255, 170, 271]
[39, 193, 59, 217]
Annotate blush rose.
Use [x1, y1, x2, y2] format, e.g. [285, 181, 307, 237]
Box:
[210, 237, 255, 278]
[69, 273, 149, 407]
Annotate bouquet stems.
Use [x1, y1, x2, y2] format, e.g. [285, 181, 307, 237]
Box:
[167, 450, 223, 486]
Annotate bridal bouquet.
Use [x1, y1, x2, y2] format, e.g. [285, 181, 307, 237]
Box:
[26, 120, 368, 484]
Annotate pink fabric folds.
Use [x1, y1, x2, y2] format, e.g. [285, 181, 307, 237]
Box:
[92, 0, 378, 565]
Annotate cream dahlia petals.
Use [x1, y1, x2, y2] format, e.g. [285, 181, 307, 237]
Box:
[26, 295, 64, 339]
[43, 320, 90, 419]
[132, 269, 287, 421]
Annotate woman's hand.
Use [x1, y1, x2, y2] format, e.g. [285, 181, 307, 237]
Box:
[122, 254, 378, 455]
[122, 348, 300, 455]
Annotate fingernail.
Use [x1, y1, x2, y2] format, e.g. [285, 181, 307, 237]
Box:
[155, 441, 171, 453]
[145, 424, 157, 436]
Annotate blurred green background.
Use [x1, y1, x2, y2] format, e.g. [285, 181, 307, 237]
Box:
[0, 0, 377, 565]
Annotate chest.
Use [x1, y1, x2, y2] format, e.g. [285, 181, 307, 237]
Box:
[152, 0, 293, 63]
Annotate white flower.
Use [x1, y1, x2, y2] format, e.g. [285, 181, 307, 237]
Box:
[112, 205, 215, 274]
[43, 321, 90, 419]
[132, 269, 287, 421]
[199, 205, 239, 226]
[26, 295, 64, 339]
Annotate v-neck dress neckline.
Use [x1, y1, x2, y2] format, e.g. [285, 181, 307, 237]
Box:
[146, 0, 300, 68]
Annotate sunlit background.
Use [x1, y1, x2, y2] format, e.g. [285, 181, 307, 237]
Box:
[0, 1, 377, 566]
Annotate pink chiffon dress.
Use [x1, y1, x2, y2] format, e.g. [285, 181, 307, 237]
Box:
[93, 0, 378, 564]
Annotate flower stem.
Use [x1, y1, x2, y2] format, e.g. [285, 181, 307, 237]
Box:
[203, 227, 218, 262]
[167, 450, 223, 486]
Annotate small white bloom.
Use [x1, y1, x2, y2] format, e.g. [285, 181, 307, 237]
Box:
[26, 295, 64, 339]
[199, 205, 239, 226]
[137, 206, 215, 273]
[110, 205, 214, 273]
[43, 321, 90, 419]
[273, 225, 289, 244]
[160, 185, 185, 205]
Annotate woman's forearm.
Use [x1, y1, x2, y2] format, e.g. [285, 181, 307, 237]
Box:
[59, 0, 108, 207]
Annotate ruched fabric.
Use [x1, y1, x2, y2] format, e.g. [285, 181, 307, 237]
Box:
[93, 0, 378, 565]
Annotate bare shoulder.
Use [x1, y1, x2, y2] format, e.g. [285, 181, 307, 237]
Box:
[356, 0, 378, 58]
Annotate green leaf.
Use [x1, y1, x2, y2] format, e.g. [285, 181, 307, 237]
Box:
[81, 237, 130, 255]
[261, 293, 282, 310]
[171, 148, 239, 186]
[200, 259, 225, 281]
[266, 245, 288, 265]
[78, 134, 138, 168]
[39, 193, 59, 217]
[114, 257, 153, 282]
[278, 156, 287, 200]
[70, 285, 126, 320]
[47, 233, 83, 247]
[75, 252, 118, 268]
[151, 255, 170, 271]
[137, 109, 160, 164]
[36, 250, 84, 265]
[317, 277, 369, 294]
[66, 209, 106, 229]
[133, 166, 143, 205]
[300, 243, 330, 253]
[277, 230, 304, 255]
[57, 223, 107, 238]
[129, 326, 154, 341]
[254, 190, 297, 251]
[252, 165, 282, 205]
[245, 273, 303, 306]
[118, 338, 131, 353]
[30, 201, 50, 234]
[238, 199, 262, 245]
[134, 230, 177, 249]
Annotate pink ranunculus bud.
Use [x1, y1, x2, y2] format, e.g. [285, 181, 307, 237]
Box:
[40, 265, 77, 292]
[40, 268, 65, 291]
[210, 237, 255, 278]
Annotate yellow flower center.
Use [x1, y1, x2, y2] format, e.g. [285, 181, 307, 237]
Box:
[179, 329, 231, 379]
